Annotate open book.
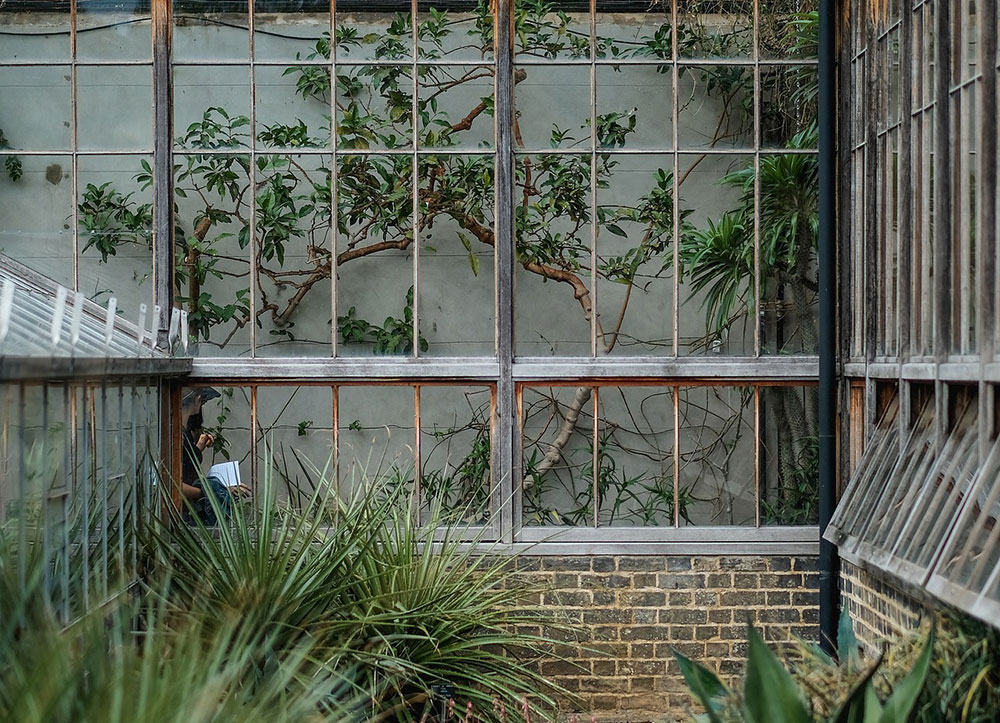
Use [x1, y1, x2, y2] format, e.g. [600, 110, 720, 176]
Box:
[208, 460, 242, 488]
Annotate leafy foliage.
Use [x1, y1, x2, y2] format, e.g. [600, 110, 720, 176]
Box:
[674, 614, 935, 722]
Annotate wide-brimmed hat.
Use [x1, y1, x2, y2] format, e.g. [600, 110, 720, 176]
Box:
[181, 387, 222, 406]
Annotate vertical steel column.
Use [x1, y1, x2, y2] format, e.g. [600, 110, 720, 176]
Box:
[495, 0, 515, 543]
[152, 0, 174, 349]
[817, 0, 839, 653]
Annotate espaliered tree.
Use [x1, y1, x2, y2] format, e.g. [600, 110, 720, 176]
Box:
[74, 1, 819, 525]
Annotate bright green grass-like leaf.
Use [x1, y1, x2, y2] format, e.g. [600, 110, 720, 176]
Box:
[743, 625, 811, 723]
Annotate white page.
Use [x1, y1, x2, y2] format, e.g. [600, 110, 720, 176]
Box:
[208, 460, 242, 488]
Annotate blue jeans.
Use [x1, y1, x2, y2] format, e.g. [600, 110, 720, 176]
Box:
[189, 475, 233, 526]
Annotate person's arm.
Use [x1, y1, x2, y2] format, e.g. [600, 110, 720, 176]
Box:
[181, 482, 204, 501]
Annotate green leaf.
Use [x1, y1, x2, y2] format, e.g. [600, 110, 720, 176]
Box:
[838, 606, 860, 668]
[742, 625, 811, 723]
[673, 649, 727, 723]
[829, 653, 884, 723]
[606, 223, 628, 238]
[467, 252, 480, 276]
[878, 626, 935, 723]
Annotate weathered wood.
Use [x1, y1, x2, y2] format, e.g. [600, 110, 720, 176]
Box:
[152, 0, 174, 349]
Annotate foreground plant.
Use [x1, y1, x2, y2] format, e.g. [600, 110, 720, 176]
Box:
[0, 530, 356, 723]
[152, 459, 577, 721]
[673, 613, 934, 722]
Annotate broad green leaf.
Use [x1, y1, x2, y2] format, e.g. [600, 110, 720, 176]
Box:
[878, 626, 934, 723]
[829, 653, 884, 723]
[673, 649, 727, 723]
[743, 625, 811, 723]
[838, 606, 860, 668]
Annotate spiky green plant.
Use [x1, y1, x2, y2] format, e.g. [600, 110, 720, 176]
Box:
[151, 454, 577, 721]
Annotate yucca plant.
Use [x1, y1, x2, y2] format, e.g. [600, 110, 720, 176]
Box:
[0, 521, 358, 723]
[150, 454, 578, 721]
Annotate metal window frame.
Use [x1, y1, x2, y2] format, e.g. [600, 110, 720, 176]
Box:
[0, 0, 824, 552]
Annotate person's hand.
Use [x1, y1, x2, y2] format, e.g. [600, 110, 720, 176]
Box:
[229, 484, 252, 498]
[196, 432, 215, 451]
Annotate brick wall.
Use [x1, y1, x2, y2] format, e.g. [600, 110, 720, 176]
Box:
[840, 560, 927, 652]
[511, 554, 819, 720]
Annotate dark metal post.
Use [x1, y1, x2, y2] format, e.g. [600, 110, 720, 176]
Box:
[817, 0, 839, 652]
[152, 0, 174, 350]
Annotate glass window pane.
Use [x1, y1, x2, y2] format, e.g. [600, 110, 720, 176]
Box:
[418, 153, 495, 356]
[0, 9, 70, 62]
[760, 386, 819, 526]
[677, 153, 755, 356]
[522, 385, 596, 526]
[759, 0, 819, 61]
[255, 385, 334, 507]
[597, 154, 674, 356]
[254, 4, 329, 62]
[677, 64, 753, 151]
[678, 385, 755, 526]
[78, 0, 152, 61]
[513, 65, 590, 151]
[337, 385, 416, 497]
[0, 66, 72, 151]
[174, 66, 251, 151]
[255, 65, 332, 151]
[335, 154, 416, 357]
[174, 153, 252, 356]
[0, 154, 74, 288]
[336, 65, 413, 151]
[418, 64, 495, 150]
[515, 153, 592, 356]
[514, 1, 590, 62]
[334, 6, 412, 62]
[254, 153, 333, 357]
[678, 1, 754, 60]
[173, 0, 248, 61]
[596, 386, 675, 527]
[78, 154, 153, 324]
[419, 385, 493, 524]
[77, 66, 153, 151]
[417, 1, 494, 62]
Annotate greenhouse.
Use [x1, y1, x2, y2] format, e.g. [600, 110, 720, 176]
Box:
[0, 0, 998, 721]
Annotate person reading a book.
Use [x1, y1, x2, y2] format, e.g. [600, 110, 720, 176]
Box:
[180, 388, 250, 525]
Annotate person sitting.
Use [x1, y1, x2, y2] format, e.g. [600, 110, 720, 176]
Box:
[179, 388, 249, 525]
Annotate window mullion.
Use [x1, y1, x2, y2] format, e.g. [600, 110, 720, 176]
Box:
[495, 0, 516, 543]
[151, 0, 174, 349]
